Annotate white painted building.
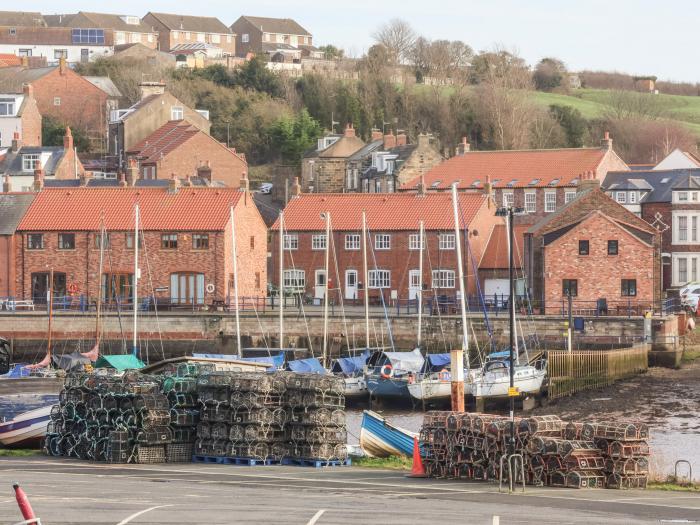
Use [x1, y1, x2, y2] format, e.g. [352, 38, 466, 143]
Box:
[654, 148, 700, 171]
[0, 93, 25, 148]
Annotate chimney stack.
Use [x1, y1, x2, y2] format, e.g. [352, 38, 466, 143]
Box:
[396, 132, 407, 147]
[118, 171, 127, 187]
[417, 170, 426, 195]
[138, 81, 166, 100]
[3, 175, 11, 193]
[383, 132, 396, 150]
[168, 173, 180, 193]
[58, 57, 67, 75]
[601, 131, 613, 151]
[578, 170, 600, 193]
[22, 83, 33, 98]
[291, 176, 301, 197]
[197, 160, 212, 182]
[126, 157, 138, 186]
[455, 136, 470, 156]
[371, 128, 382, 142]
[63, 127, 73, 151]
[33, 163, 44, 191]
[343, 123, 356, 138]
[417, 133, 431, 149]
[11, 131, 21, 153]
[20, 56, 29, 67]
[240, 172, 250, 192]
[483, 175, 493, 198]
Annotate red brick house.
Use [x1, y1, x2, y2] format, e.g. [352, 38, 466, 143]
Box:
[0, 192, 35, 297]
[14, 185, 267, 306]
[270, 189, 501, 303]
[525, 178, 659, 314]
[478, 224, 528, 300]
[142, 12, 235, 55]
[126, 120, 247, 187]
[400, 133, 628, 225]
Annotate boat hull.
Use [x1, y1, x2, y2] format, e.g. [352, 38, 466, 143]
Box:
[359, 410, 417, 458]
[366, 377, 411, 402]
[471, 367, 546, 399]
[343, 376, 368, 400]
[407, 379, 466, 402]
[0, 405, 52, 448]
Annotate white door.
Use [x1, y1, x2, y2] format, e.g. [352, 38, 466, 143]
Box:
[315, 270, 327, 299]
[345, 270, 358, 300]
[409, 269, 422, 300]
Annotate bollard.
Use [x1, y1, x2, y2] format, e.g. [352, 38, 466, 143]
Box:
[13, 483, 36, 521]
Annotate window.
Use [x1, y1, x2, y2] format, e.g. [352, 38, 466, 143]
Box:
[621, 279, 637, 297]
[101, 273, 133, 303]
[71, 28, 105, 44]
[53, 97, 61, 106]
[565, 191, 577, 204]
[694, 259, 698, 282]
[0, 99, 14, 115]
[31, 271, 66, 302]
[615, 191, 627, 204]
[161, 233, 178, 249]
[524, 192, 536, 213]
[345, 234, 360, 250]
[545, 192, 556, 212]
[502, 192, 514, 208]
[283, 269, 305, 291]
[192, 233, 209, 250]
[693, 217, 698, 242]
[562, 279, 578, 297]
[249, 236, 255, 250]
[578, 240, 589, 256]
[227, 35, 232, 43]
[678, 258, 688, 284]
[171, 106, 184, 120]
[27, 233, 43, 250]
[9, 27, 16, 35]
[211, 34, 220, 43]
[408, 234, 424, 250]
[375, 234, 390, 250]
[171, 272, 205, 305]
[439, 233, 455, 250]
[125, 232, 142, 249]
[53, 49, 67, 59]
[311, 234, 327, 250]
[607, 240, 618, 255]
[629, 191, 637, 204]
[242, 33, 250, 43]
[678, 192, 689, 202]
[94, 232, 110, 249]
[431, 269, 455, 289]
[283, 234, 298, 250]
[22, 154, 39, 172]
[679, 216, 688, 242]
[18, 49, 32, 57]
[368, 269, 390, 288]
[58, 233, 75, 250]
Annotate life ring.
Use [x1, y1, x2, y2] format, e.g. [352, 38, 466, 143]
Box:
[206, 283, 215, 294]
[380, 364, 393, 379]
[439, 369, 451, 381]
[67, 283, 79, 295]
[407, 374, 415, 385]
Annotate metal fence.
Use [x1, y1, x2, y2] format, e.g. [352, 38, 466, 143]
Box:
[546, 345, 649, 399]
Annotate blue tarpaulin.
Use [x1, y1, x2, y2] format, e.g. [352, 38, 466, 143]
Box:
[193, 353, 240, 360]
[1, 363, 31, 378]
[487, 350, 511, 360]
[331, 352, 369, 376]
[425, 353, 451, 370]
[286, 358, 327, 374]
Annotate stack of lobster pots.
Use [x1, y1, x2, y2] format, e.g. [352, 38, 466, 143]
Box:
[45, 371, 173, 463]
[420, 412, 649, 489]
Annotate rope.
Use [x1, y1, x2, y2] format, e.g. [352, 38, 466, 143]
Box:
[138, 214, 166, 362]
[365, 225, 395, 352]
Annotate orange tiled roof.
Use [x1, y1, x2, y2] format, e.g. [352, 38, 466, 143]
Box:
[400, 148, 609, 190]
[127, 120, 201, 163]
[17, 187, 243, 231]
[479, 224, 528, 269]
[0, 54, 21, 67]
[273, 193, 492, 231]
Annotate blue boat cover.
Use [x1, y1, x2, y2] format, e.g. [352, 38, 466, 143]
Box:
[286, 358, 327, 374]
[1, 364, 31, 378]
[427, 353, 451, 367]
[370, 348, 424, 374]
[193, 353, 240, 360]
[488, 350, 511, 360]
[331, 353, 369, 375]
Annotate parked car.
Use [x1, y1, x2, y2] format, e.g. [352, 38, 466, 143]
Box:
[259, 183, 273, 194]
[680, 283, 700, 310]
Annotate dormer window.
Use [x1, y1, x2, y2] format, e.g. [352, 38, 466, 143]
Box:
[0, 99, 15, 115]
[678, 191, 689, 202]
[171, 106, 184, 120]
[431, 180, 441, 188]
[22, 153, 39, 172]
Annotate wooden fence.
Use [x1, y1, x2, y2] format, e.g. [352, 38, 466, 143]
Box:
[546, 345, 649, 399]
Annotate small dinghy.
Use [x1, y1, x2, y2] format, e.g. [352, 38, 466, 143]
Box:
[359, 410, 417, 458]
[0, 403, 55, 448]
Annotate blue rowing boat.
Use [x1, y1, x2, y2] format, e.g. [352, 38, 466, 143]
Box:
[359, 410, 417, 458]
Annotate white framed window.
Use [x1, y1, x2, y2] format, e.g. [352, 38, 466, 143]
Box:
[171, 106, 184, 120]
[524, 192, 536, 213]
[211, 34, 220, 43]
[678, 216, 688, 242]
[368, 269, 390, 288]
[375, 234, 390, 250]
[439, 233, 455, 250]
[694, 217, 698, 242]
[283, 234, 298, 250]
[431, 269, 455, 289]
[629, 191, 637, 204]
[311, 234, 327, 250]
[283, 269, 305, 291]
[242, 33, 249, 43]
[0, 99, 15, 116]
[148, 34, 154, 43]
[22, 153, 39, 172]
[615, 191, 627, 204]
[678, 257, 688, 284]
[693, 258, 698, 282]
[345, 234, 360, 250]
[53, 97, 61, 106]
[227, 35, 232, 43]
[565, 191, 576, 204]
[693, 192, 699, 202]
[678, 191, 689, 202]
[408, 234, 424, 250]
[502, 191, 514, 208]
[54, 49, 67, 59]
[545, 192, 556, 213]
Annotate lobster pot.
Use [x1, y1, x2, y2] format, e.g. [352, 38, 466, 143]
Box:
[606, 473, 648, 490]
[136, 426, 172, 445]
[166, 442, 194, 463]
[136, 445, 166, 464]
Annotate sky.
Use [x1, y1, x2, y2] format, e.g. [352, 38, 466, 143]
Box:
[28, 0, 700, 82]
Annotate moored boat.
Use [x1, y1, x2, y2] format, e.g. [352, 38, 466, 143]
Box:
[470, 358, 547, 398]
[0, 402, 56, 448]
[331, 352, 370, 401]
[359, 409, 417, 458]
[366, 348, 424, 403]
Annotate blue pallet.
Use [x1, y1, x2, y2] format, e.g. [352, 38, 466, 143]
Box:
[192, 455, 279, 466]
[281, 457, 352, 468]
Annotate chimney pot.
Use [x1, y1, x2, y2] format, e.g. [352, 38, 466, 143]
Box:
[33, 163, 44, 192]
[63, 127, 73, 151]
[22, 83, 33, 97]
[343, 123, 356, 138]
[383, 133, 396, 150]
[2, 175, 11, 193]
[11, 131, 21, 153]
[292, 176, 301, 197]
[371, 128, 383, 142]
[168, 173, 180, 193]
[396, 133, 407, 147]
[58, 57, 67, 75]
[601, 131, 613, 151]
[118, 171, 127, 187]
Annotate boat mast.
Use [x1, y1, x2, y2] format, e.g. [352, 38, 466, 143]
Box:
[417, 220, 424, 348]
[362, 211, 369, 350]
[95, 218, 105, 348]
[230, 206, 242, 357]
[322, 212, 331, 368]
[451, 183, 467, 412]
[278, 211, 284, 351]
[507, 205, 516, 457]
[46, 267, 54, 360]
[132, 204, 139, 356]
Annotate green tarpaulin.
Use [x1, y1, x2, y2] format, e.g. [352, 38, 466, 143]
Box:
[95, 354, 145, 371]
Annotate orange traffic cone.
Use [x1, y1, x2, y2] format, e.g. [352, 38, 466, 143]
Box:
[406, 436, 428, 478]
[13, 483, 36, 521]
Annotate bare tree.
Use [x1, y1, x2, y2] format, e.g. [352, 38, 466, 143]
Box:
[372, 18, 417, 65]
[604, 90, 668, 120]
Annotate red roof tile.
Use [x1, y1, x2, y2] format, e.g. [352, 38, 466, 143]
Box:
[127, 120, 200, 163]
[18, 187, 243, 231]
[479, 224, 528, 269]
[401, 148, 611, 190]
[273, 193, 491, 231]
[0, 54, 22, 67]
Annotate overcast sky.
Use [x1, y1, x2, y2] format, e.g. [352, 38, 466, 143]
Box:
[31, 0, 700, 82]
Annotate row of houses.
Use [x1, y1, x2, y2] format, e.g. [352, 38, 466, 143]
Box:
[0, 11, 321, 64]
[0, 172, 658, 315]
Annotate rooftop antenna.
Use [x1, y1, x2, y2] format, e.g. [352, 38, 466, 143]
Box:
[330, 112, 339, 133]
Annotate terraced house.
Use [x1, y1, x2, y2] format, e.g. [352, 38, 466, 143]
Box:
[142, 12, 234, 56]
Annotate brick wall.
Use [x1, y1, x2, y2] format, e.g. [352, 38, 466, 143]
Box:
[0, 235, 16, 297]
[302, 158, 346, 193]
[542, 212, 655, 312]
[19, 92, 42, 147]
